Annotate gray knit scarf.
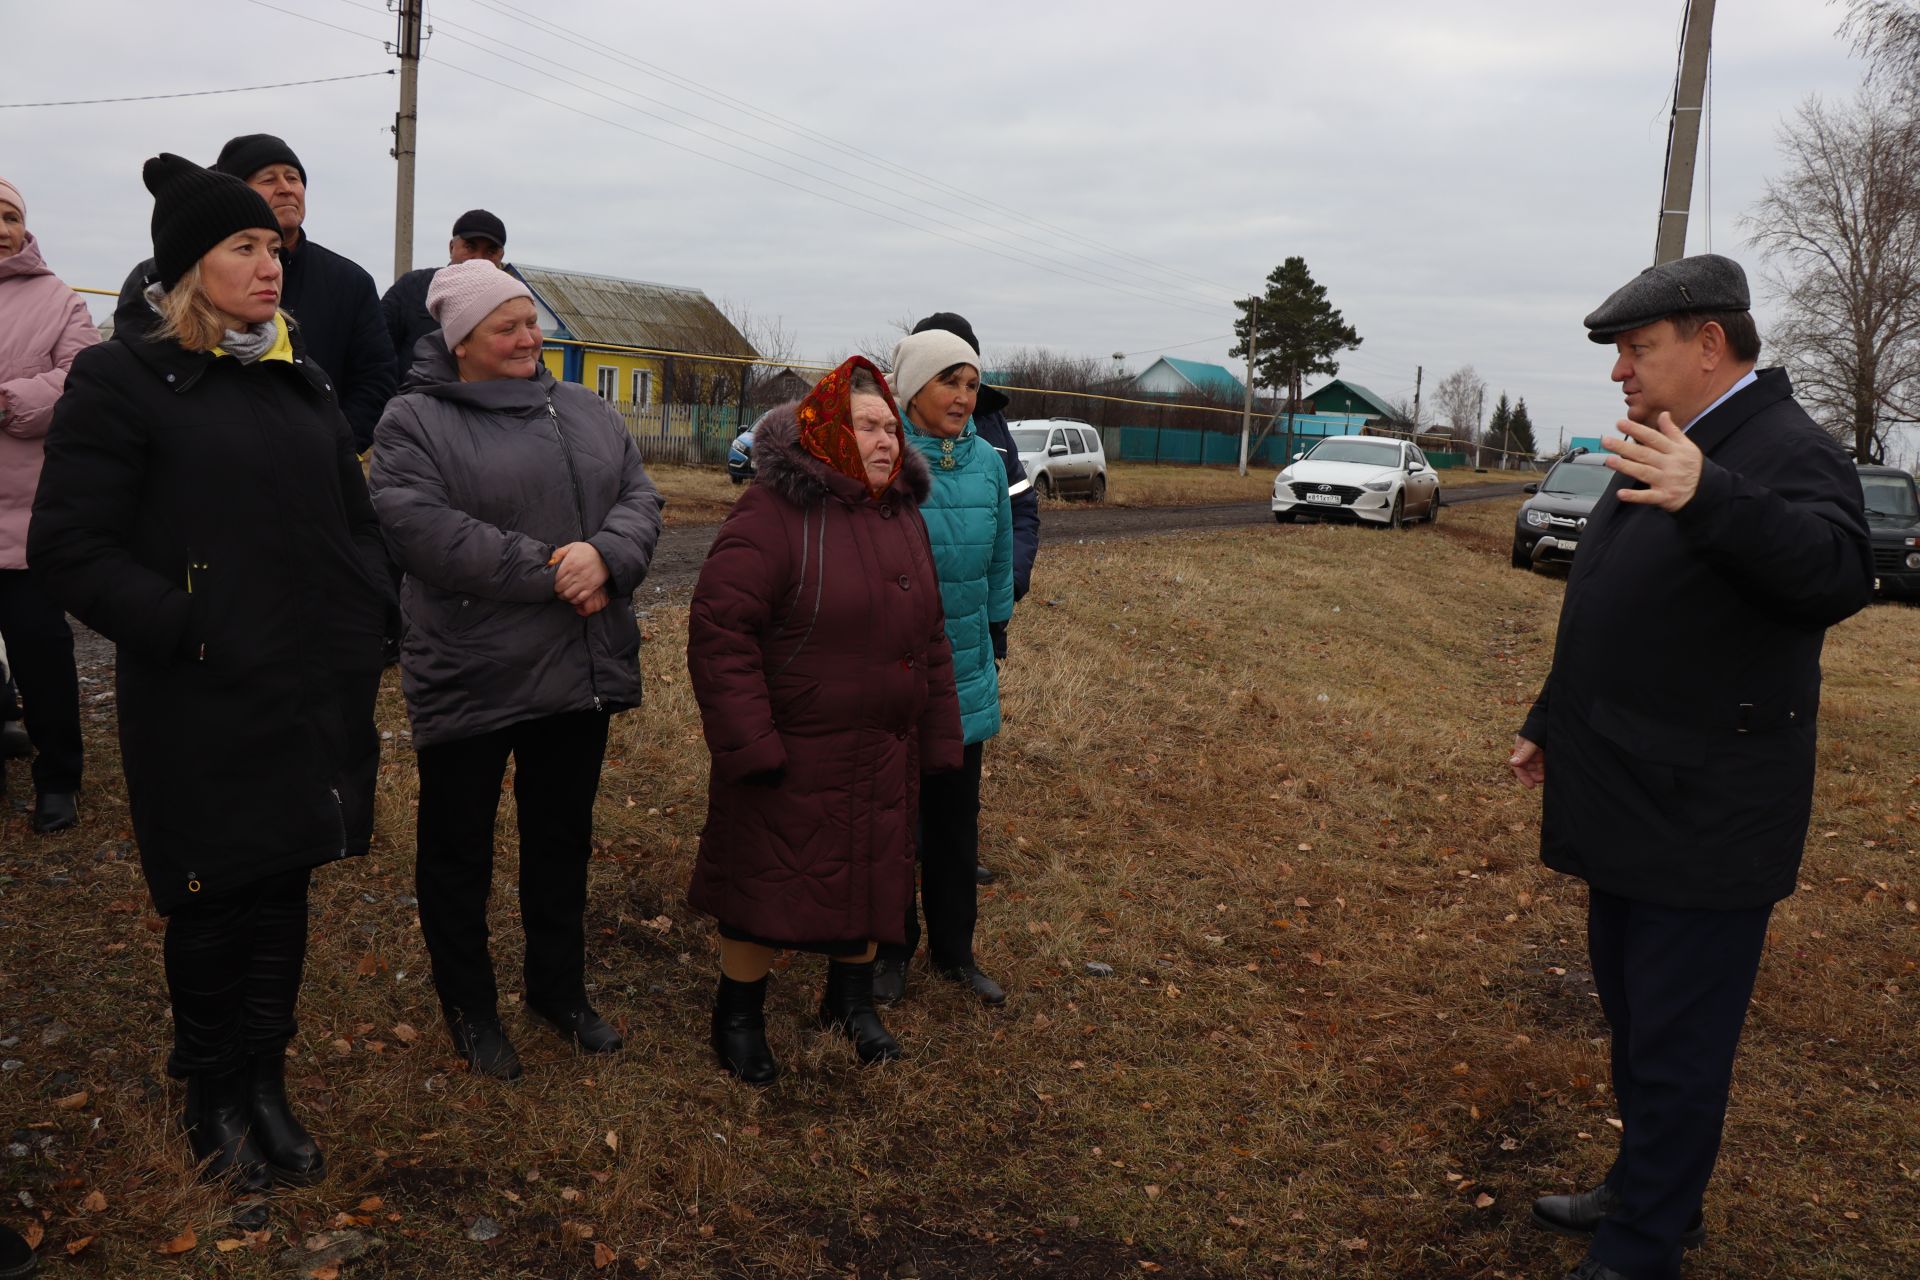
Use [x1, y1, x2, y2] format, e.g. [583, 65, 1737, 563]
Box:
[144, 280, 279, 363]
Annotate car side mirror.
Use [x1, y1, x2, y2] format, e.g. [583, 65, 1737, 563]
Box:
[1524, 483, 1539, 494]
[1048, 443, 1068, 456]
[1291, 451, 1304, 461]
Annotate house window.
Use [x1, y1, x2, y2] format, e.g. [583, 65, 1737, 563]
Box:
[595, 366, 618, 400]
[631, 370, 653, 407]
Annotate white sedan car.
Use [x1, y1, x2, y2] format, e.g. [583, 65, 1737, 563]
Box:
[1272, 435, 1441, 528]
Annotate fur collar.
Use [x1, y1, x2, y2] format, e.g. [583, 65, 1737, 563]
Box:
[751, 402, 931, 507]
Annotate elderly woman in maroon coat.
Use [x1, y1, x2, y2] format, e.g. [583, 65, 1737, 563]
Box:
[687, 357, 962, 1084]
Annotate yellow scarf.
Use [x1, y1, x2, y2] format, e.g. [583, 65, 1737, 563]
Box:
[211, 312, 293, 364]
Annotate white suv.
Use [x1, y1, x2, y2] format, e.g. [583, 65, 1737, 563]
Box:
[1009, 419, 1108, 501]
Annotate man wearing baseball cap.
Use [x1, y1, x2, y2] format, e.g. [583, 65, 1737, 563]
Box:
[1511, 254, 1872, 1280]
[381, 209, 510, 377]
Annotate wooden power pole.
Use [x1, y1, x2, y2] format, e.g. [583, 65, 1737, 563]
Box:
[392, 0, 425, 280]
[1238, 297, 1259, 477]
[1653, 0, 1716, 265]
[1411, 364, 1423, 432]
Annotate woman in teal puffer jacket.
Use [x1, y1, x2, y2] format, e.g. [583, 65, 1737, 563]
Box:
[873, 328, 1013, 1007]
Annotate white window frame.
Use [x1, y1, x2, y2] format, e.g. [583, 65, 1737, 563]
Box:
[595, 365, 618, 401]
[631, 369, 653, 407]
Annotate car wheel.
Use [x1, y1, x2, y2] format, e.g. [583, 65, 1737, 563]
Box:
[1034, 471, 1054, 499]
[730, 475, 746, 486]
[1388, 492, 1405, 530]
[1088, 472, 1107, 503]
[1510, 541, 1531, 569]
[1428, 491, 1441, 523]
[1274, 510, 1294, 524]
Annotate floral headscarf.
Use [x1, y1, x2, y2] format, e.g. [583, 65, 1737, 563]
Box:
[794, 355, 905, 498]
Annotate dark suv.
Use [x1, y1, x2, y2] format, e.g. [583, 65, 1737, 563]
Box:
[1858, 463, 1920, 600]
[1511, 449, 1613, 570]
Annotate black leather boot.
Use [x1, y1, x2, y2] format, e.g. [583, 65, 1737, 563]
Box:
[529, 1002, 624, 1054]
[183, 1069, 272, 1193]
[249, 1052, 325, 1184]
[871, 955, 907, 1006]
[710, 976, 779, 1085]
[816, 960, 902, 1064]
[447, 1011, 523, 1081]
[1532, 1183, 1706, 1249]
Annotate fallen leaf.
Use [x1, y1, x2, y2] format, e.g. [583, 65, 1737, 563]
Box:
[311, 1267, 340, 1280]
[54, 1091, 89, 1111]
[157, 1227, 197, 1255]
[357, 1196, 384, 1212]
[1342, 1237, 1368, 1252]
[1474, 1193, 1495, 1209]
[216, 1238, 244, 1253]
[1144, 1184, 1162, 1200]
[594, 1242, 617, 1269]
[392, 1023, 419, 1045]
[81, 1190, 107, 1213]
[604, 1130, 619, 1153]
[66, 1236, 95, 1257]
[355, 953, 379, 976]
[330, 1038, 353, 1056]
[22, 1223, 42, 1249]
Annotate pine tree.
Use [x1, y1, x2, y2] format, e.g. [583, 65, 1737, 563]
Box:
[1508, 397, 1539, 462]
[1230, 257, 1362, 452]
[1487, 392, 1513, 461]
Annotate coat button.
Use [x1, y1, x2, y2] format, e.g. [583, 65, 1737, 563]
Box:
[880, 504, 893, 518]
[165, 373, 176, 383]
[897, 575, 911, 590]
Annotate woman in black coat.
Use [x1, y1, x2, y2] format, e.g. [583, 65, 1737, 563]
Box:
[29, 156, 390, 1194]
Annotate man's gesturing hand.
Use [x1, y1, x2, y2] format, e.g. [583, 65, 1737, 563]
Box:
[1604, 412, 1703, 511]
[1509, 734, 1545, 789]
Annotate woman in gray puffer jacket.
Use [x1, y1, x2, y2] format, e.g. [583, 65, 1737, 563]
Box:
[369, 261, 662, 1080]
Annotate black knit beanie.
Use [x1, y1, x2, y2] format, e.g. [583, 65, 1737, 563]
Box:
[912, 311, 981, 355]
[143, 153, 281, 288]
[210, 133, 305, 185]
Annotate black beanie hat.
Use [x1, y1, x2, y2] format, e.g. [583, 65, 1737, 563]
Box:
[911, 310, 981, 355]
[210, 133, 306, 185]
[143, 153, 281, 288]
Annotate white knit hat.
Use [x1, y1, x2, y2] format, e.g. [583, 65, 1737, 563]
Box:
[427, 259, 534, 349]
[889, 329, 980, 413]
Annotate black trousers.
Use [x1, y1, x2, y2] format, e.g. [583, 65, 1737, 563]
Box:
[0, 569, 83, 794]
[162, 866, 312, 1078]
[886, 740, 984, 972]
[1586, 886, 1772, 1280]
[414, 709, 610, 1021]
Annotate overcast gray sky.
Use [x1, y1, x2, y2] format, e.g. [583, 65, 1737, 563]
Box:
[3, 0, 1873, 448]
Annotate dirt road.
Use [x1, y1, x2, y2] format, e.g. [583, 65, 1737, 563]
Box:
[638, 480, 1534, 596]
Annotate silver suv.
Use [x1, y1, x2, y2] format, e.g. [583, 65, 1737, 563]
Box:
[1009, 419, 1108, 501]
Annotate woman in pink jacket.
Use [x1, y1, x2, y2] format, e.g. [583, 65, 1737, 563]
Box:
[0, 176, 97, 833]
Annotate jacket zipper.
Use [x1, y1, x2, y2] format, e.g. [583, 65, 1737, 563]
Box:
[330, 786, 348, 858]
[547, 395, 602, 711]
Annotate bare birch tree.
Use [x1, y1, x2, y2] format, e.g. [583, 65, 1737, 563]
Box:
[1743, 90, 1920, 460]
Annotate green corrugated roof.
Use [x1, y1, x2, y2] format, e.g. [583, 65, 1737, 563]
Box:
[1159, 356, 1246, 400]
[1304, 378, 1397, 419]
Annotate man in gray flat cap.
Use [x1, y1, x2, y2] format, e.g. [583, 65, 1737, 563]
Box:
[1509, 254, 1872, 1280]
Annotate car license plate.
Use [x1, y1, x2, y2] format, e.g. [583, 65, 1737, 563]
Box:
[1303, 492, 1341, 505]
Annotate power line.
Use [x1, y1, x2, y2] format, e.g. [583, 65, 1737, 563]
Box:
[426, 20, 1230, 313]
[0, 69, 392, 109]
[428, 57, 1225, 318]
[245, 0, 386, 43]
[1121, 334, 1236, 357]
[449, 0, 1241, 301]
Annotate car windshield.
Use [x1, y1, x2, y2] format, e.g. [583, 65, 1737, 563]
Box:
[1304, 438, 1402, 466]
[1542, 462, 1615, 497]
[1011, 428, 1050, 452]
[1860, 473, 1920, 520]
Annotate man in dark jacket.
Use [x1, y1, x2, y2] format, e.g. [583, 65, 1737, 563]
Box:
[211, 134, 395, 451]
[906, 312, 1040, 894]
[381, 208, 508, 378]
[1511, 254, 1871, 1280]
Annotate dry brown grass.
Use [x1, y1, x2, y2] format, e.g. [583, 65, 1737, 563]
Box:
[645, 465, 746, 526]
[2, 499, 1915, 1278]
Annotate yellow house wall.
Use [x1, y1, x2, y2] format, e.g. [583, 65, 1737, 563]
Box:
[582, 349, 666, 406]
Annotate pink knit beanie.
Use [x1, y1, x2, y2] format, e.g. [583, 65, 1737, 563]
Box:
[0, 177, 24, 221]
[427, 259, 533, 349]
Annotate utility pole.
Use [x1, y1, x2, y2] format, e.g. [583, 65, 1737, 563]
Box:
[1411, 364, 1423, 434]
[391, 0, 425, 280]
[1653, 0, 1716, 265]
[1238, 297, 1258, 477]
